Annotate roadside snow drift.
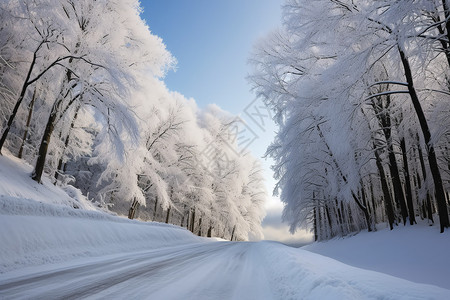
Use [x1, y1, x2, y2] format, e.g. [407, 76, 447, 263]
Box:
[304, 225, 450, 290]
[260, 242, 450, 300]
[0, 196, 203, 272]
[0, 155, 203, 272]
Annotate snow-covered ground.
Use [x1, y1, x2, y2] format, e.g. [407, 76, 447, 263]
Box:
[1, 154, 450, 299]
[304, 222, 450, 290]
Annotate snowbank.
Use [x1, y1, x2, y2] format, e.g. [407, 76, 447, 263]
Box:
[0, 154, 97, 211]
[0, 201, 202, 273]
[304, 224, 450, 290]
[0, 155, 203, 273]
[260, 242, 450, 300]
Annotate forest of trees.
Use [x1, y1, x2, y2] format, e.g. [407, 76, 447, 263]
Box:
[250, 0, 450, 240]
[0, 0, 266, 241]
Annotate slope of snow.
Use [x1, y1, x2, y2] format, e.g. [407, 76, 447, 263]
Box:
[0, 154, 203, 272]
[0, 154, 97, 211]
[304, 224, 450, 290]
[0, 197, 203, 273]
[260, 242, 450, 300]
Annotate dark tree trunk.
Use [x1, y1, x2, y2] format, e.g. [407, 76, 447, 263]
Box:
[207, 224, 212, 238]
[335, 198, 344, 235]
[55, 105, 81, 182]
[400, 137, 416, 225]
[190, 208, 196, 233]
[128, 198, 140, 219]
[398, 45, 449, 232]
[31, 61, 79, 183]
[230, 224, 236, 241]
[374, 147, 396, 230]
[0, 42, 71, 154]
[347, 204, 356, 232]
[341, 201, 350, 234]
[185, 211, 190, 229]
[197, 216, 202, 236]
[325, 204, 332, 235]
[350, 191, 372, 232]
[360, 183, 374, 231]
[165, 206, 171, 224]
[313, 207, 318, 241]
[0, 46, 41, 154]
[152, 196, 159, 221]
[316, 124, 372, 232]
[387, 149, 408, 225]
[180, 205, 186, 227]
[18, 88, 37, 159]
[371, 93, 408, 225]
[31, 108, 57, 183]
[369, 176, 378, 225]
[417, 140, 434, 223]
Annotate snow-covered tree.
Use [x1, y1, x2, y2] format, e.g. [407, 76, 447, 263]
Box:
[250, 0, 450, 239]
[0, 0, 267, 241]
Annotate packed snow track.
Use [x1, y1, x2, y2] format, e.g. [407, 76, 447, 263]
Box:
[0, 242, 272, 300]
[2, 240, 450, 300]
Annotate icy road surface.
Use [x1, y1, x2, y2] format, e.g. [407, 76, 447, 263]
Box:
[0, 242, 271, 300]
[1, 241, 450, 300]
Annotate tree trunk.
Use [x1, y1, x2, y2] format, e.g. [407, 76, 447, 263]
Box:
[360, 182, 374, 231]
[180, 205, 186, 227]
[128, 198, 140, 219]
[374, 146, 396, 230]
[165, 206, 171, 224]
[371, 92, 408, 225]
[18, 88, 37, 159]
[197, 216, 202, 236]
[230, 224, 236, 241]
[207, 223, 212, 238]
[185, 211, 190, 229]
[152, 196, 159, 221]
[190, 208, 196, 233]
[313, 206, 318, 241]
[387, 149, 408, 225]
[316, 124, 372, 231]
[398, 45, 449, 232]
[324, 204, 333, 236]
[31, 108, 58, 183]
[0, 45, 41, 154]
[369, 176, 378, 225]
[55, 105, 81, 182]
[417, 139, 434, 223]
[31, 60, 79, 183]
[400, 137, 416, 225]
[335, 198, 344, 236]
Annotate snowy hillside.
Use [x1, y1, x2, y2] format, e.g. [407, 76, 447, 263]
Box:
[0, 154, 204, 272]
[304, 223, 450, 290]
[1, 154, 450, 299]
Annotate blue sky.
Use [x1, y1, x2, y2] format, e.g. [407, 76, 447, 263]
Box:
[140, 0, 281, 114]
[139, 0, 312, 245]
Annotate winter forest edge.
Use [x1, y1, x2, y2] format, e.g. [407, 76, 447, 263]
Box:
[249, 0, 450, 240]
[0, 0, 266, 242]
[1, 0, 450, 243]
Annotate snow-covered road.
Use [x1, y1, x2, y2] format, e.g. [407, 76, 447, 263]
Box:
[0, 241, 272, 300]
[0, 242, 273, 299]
[2, 240, 450, 300]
